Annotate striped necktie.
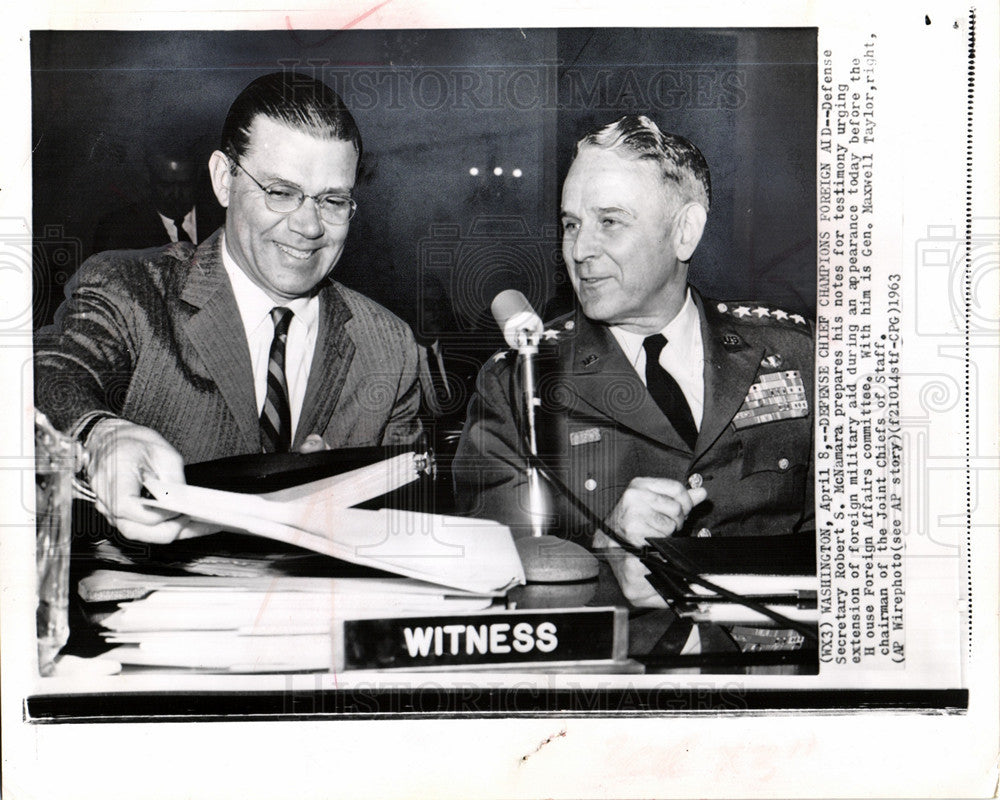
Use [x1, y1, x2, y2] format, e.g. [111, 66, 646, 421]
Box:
[642, 333, 698, 450]
[260, 307, 293, 453]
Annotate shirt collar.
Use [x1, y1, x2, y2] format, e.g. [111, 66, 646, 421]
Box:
[610, 288, 699, 368]
[220, 233, 319, 334]
[157, 207, 195, 227]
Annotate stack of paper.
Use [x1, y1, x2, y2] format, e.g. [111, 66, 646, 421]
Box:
[82, 569, 502, 672]
[77, 453, 529, 672]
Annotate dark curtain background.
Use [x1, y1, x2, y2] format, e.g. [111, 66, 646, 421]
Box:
[32, 28, 816, 361]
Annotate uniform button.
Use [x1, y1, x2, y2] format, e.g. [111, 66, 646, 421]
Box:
[777, 458, 790, 470]
[687, 473, 703, 489]
[584, 478, 597, 492]
[695, 527, 712, 538]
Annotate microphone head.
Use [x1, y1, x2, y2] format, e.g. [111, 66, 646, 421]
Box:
[491, 290, 543, 348]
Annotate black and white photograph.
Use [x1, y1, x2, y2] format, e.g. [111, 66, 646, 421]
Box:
[3, 3, 997, 799]
[29, 26, 819, 684]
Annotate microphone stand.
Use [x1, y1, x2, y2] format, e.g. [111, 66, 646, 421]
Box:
[502, 315, 816, 645]
[515, 329, 547, 538]
[510, 328, 599, 582]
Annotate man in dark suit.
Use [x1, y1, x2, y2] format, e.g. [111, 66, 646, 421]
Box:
[91, 134, 224, 253]
[453, 116, 814, 607]
[35, 72, 422, 544]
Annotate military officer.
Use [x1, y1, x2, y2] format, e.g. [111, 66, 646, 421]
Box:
[453, 115, 814, 607]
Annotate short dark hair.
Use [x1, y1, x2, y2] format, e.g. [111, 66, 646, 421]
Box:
[220, 71, 362, 172]
[575, 115, 711, 210]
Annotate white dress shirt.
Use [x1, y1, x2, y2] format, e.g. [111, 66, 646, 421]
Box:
[221, 234, 319, 438]
[609, 289, 705, 429]
[158, 207, 198, 244]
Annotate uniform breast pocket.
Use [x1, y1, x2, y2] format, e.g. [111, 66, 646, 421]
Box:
[738, 419, 812, 511]
[567, 424, 630, 521]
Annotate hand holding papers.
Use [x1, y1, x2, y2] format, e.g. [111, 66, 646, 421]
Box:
[69, 452, 642, 674]
[140, 452, 525, 595]
[71, 450, 572, 674]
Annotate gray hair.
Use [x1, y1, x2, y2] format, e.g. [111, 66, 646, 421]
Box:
[575, 115, 711, 211]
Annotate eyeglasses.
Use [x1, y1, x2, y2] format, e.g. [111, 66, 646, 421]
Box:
[232, 160, 357, 225]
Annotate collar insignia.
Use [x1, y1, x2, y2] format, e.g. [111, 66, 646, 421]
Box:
[722, 332, 744, 350]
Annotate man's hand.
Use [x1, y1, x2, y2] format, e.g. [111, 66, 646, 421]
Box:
[297, 434, 330, 453]
[85, 418, 206, 544]
[599, 477, 708, 607]
[606, 477, 707, 547]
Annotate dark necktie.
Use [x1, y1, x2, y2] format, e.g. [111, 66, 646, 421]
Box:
[642, 333, 698, 449]
[260, 307, 293, 453]
[173, 217, 192, 243]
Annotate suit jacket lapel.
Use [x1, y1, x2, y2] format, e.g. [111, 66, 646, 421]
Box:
[566, 313, 691, 451]
[294, 282, 355, 449]
[179, 232, 260, 453]
[694, 292, 764, 460]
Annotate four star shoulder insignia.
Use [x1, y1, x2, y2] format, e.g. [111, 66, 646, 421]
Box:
[720, 301, 809, 328]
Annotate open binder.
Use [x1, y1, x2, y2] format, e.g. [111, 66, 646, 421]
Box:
[73, 444, 640, 673]
[140, 448, 525, 595]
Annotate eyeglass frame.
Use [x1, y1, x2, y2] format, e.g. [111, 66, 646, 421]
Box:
[230, 159, 358, 225]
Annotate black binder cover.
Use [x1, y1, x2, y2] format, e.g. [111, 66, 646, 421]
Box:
[184, 445, 416, 494]
[646, 533, 816, 576]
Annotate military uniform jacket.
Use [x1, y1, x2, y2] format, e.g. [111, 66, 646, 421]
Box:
[453, 288, 815, 541]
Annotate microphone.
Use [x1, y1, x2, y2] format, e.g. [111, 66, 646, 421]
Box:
[492, 291, 543, 473]
[491, 289, 544, 349]
[490, 290, 598, 583]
